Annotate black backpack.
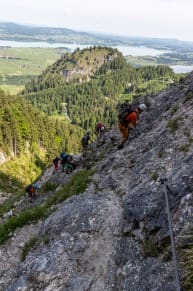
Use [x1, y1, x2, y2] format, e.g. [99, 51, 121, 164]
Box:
[118, 104, 134, 124]
[53, 158, 59, 163]
[26, 184, 33, 192]
[61, 154, 70, 164]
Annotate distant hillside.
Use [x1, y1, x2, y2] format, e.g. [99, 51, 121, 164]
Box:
[23, 46, 121, 88]
[1, 22, 193, 51]
[2, 22, 193, 76]
[0, 22, 109, 45]
[21, 47, 176, 132]
[0, 89, 84, 188]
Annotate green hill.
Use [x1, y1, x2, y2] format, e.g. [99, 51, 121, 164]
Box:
[21, 47, 176, 132]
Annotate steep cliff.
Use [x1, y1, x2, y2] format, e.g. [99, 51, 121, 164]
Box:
[1, 72, 193, 290]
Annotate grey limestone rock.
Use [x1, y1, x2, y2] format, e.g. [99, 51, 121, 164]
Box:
[2, 72, 193, 290]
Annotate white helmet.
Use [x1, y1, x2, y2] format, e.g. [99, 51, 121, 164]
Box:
[139, 103, 147, 111]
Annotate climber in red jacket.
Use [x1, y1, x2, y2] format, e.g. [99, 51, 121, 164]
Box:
[117, 103, 147, 150]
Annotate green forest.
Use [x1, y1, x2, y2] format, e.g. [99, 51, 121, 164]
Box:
[0, 89, 84, 187]
[21, 47, 177, 132]
[0, 46, 181, 188]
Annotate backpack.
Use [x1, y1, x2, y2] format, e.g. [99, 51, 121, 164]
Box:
[26, 184, 33, 192]
[33, 183, 39, 190]
[60, 152, 66, 159]
[96, 123, 102, 129]
[53, 157, 59, 163]
[61, 154, 68, 164]
[118, 104, 134, 124]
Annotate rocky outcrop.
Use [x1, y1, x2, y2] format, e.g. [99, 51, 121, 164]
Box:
[0, 191, 11, 205]
[0, 151, 6, 165]
[1, 72, 193, 290]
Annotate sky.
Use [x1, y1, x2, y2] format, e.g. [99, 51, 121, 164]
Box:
[1, 0, 193, 41]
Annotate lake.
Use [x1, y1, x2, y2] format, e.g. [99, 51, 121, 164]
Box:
[0, 39, 167, 56]
[0, 39, 192, 73]
[170, 65, 193, 74]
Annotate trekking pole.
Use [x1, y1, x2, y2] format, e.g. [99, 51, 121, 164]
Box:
[161, 178, 181, 291]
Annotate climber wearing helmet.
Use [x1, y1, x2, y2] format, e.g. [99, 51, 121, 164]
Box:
[117, 103, 147, 150]
[96, 122, 105, 141]
[138, 103, 147, 112]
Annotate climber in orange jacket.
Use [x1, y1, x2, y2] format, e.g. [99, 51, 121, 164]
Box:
[117, 103, 147, 150]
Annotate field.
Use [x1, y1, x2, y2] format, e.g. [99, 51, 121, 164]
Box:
[126, 52, 193, 67]
[0, 84, 24, 95]
[0, 47, 62, 94]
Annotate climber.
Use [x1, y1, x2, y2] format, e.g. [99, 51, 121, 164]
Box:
[61, 153, 76, 173]
[60, 152, 68, 171]
[96, 122, 105, 140]
[52, 156, 60, 171]
[33, 182, 40, 194]
[117, 99, 130, 111]
[26, 184, 37, 202]
[117, 103, 147, 150]
[81, 132, 91, 157]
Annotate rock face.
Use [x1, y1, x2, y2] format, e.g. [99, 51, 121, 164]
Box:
[0, 151, 6, 165]
[1, 72, 193, 290]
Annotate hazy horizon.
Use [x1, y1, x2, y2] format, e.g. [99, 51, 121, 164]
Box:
[1, 0, 193, 42]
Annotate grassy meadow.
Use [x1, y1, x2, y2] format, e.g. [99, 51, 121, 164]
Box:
[0, 84, 24, 95]
[0, 47, 62, 94]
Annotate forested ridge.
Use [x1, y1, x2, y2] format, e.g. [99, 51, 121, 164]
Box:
[0, 90, 84, 154]
[0, 47, 179, 187]
[21, 47, 177, 131]
[0, 89, 84, 187]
